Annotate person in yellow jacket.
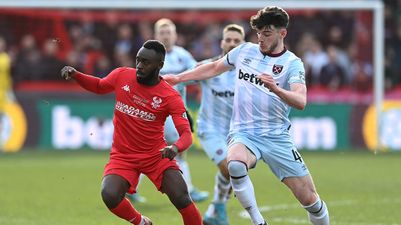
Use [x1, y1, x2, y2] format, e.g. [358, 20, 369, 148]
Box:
[0, 36, 11, 111]
[0, 36, 15, 151]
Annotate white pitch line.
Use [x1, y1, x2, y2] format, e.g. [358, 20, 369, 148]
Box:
[238, 199, 401, 225]
[239, 200, 355, 218]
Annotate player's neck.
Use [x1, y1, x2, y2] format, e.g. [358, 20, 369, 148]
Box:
[139, 77, 160, 86]
[272, 41, 285, 53]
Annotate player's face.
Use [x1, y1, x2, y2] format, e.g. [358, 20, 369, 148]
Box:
[221, 30, 244, 55]
[136, 47, 163, 84]
[256, 25, 285, 55]
[155, 25, 177, 51]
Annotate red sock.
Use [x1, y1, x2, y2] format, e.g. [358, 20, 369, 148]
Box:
[179, 202, 203, 225]
[109, 198, 142, 225]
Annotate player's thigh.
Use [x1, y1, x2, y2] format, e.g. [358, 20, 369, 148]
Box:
[227, 133, 259, 168]
[144, 157, 181, 192]
[101, 174, 131, 195]
[283, 175, 318, 205]
[161, 169, 192, 209]
[103, 162, 141, 195]
[254, 132, 309, 180]
[161, 169, 188, 195]
[198, 132, 228, 165]
[164, 116, 179, 144]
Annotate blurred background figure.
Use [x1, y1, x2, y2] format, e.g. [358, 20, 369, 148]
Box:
[0, 36, 12, 150]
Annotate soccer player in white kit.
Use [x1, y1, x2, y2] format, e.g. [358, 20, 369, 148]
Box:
[197, 24, 245, 225]
[126, 18, 208, 203]
[164, 6, 330, 225]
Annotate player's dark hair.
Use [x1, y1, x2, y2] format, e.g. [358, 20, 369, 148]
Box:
[250, 6, 289, 30]
[143, 40, 166, 60]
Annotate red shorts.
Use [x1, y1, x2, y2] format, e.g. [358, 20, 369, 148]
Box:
[103, 151, 180, 194]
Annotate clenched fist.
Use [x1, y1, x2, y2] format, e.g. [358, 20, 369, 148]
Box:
[160, 145, 179, 160]
[61, 66, 77, 80]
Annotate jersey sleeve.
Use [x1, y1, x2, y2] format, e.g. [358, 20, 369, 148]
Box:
[168, 94, 192, 151]
[224, 42, 247, 69]
[287, 58, 306, 85]
[182, 49, 197, 70]
[74, 68, 123, 94]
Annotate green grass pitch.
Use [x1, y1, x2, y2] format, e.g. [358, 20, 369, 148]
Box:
[0, 150, 400, 225]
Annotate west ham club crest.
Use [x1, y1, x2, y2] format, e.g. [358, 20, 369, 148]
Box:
[272, 64, 283, 75]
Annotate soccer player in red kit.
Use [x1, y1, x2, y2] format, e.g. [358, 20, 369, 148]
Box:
[60, 40, 203, 225]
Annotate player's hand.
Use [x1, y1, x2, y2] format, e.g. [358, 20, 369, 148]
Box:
[160, 145, 179, 160]
[61, 66, 77, 80]
[162, 74, 180, 86]
[257, 73, 278, 92]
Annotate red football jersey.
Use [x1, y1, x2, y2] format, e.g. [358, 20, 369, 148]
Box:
[74, 67, 190, 157]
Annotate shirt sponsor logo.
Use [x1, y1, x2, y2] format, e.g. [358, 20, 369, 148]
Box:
[115, 101, 156, 121]
[238, 69, 264, 86]
[211, 89, 234, 97]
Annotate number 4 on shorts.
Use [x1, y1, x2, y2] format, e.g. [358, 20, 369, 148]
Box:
[292, 149, 303, 162]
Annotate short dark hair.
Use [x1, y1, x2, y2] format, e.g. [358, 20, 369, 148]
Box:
[250, 6, 289, 30]
[143, 40, 166, 60]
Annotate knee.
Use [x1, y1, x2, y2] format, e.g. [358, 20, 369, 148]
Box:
[173, 192, 192, 209]
[297, 191, 318, 207]
[101, 186, 124, 209]
[227, 160, 248, 178]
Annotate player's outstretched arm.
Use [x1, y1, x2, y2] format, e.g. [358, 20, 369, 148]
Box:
[60, 66, 114, 94]
[163, 57, 229, 86]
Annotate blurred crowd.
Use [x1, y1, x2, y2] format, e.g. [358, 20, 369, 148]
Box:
[0, 1, 400, 93]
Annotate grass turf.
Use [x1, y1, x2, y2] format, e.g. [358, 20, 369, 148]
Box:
[0, 150, 400, 225]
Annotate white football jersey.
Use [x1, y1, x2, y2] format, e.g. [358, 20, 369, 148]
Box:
[197, 57, 236, 136]
[160, 45, 197, 105]
[224, 42, 306, 136]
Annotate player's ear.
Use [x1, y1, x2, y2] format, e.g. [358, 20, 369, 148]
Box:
[280, 28, 287, 38]
[158, 61, 164, 69]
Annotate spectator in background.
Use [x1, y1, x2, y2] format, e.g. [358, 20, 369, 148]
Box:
[114, 24, 137, 57]
[387, 24, 401, 89]
[95, 11, 119, 58]
[319, 45, 346, 90]
[300, 34, 328, 85]
[13, 34, 43, 83]
[94, 55, 113, 78]
[0, 36, 12, 149]
[40, 39, 65, 81]
[113, 24, 138, 68]
[348, 42, 373, 92]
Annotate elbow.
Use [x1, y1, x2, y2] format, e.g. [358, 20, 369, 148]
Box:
[296, 104, 305, 110]
[295, 99, 307, 110]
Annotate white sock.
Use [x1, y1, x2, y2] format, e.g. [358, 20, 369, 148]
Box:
[229, 161, 265, 225]
[176, 155, 193, 192]
[213, 172, 231, 203]
[205, 172, 231, 217]
[304, 198, 330, 225]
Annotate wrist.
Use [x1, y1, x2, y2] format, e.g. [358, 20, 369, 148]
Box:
[171, 144, 179, 153]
